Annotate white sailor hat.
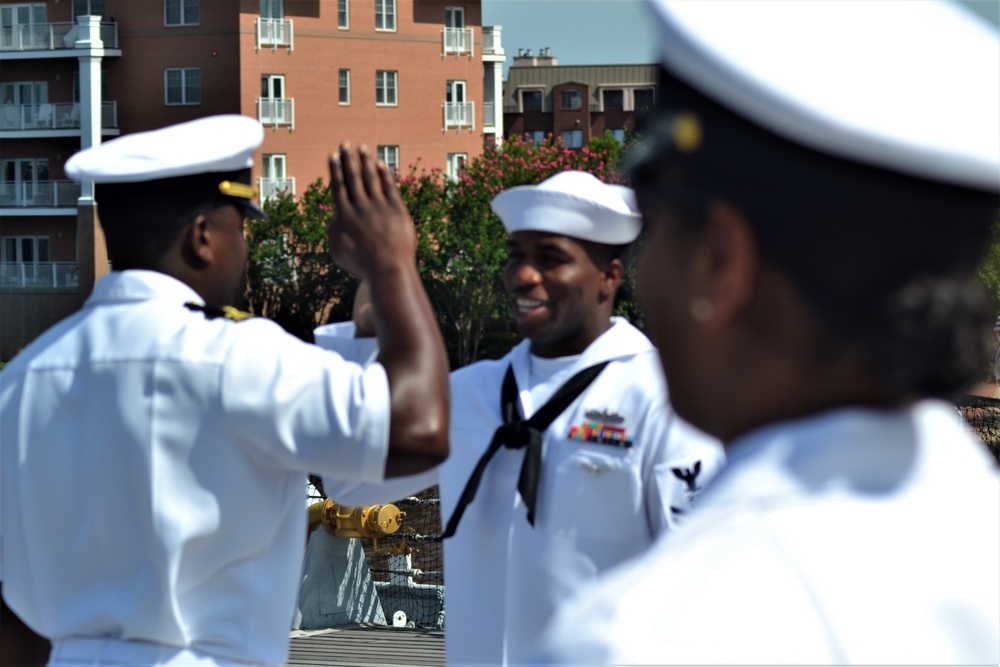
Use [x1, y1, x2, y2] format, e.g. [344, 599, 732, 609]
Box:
[65, 114, 267, 217]
[636, 0, 1000, 194]
[491, 171, 642, 246]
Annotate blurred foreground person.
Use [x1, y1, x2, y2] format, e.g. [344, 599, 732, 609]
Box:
[323, 170, 724, 666]
[535, 1, 1000, 664]
[0, 116, 449, 666]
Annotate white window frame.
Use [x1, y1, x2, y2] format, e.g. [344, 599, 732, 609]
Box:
[444, 6, 464, 28]
[446, 153, 467, 181]
[0, 5, 47, 47]
[164, 0, 199, 26]
[375, 0, 396, 31]
[338, 0, 349, 29]
[376, 145, 399, 173]
[611, 128, 626, 144]
[164, 68, 200, 105]
[338, 69, 350, 105]
[375, 70, 397, 106]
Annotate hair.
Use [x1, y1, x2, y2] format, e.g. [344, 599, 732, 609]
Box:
[633, 66, 1000, 399]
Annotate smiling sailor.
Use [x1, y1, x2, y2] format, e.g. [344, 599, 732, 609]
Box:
[325, 169, 725, 666]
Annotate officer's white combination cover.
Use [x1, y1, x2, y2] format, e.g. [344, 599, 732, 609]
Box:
[645, 0, 1000, 193]
[65, 115, 265, 183]
[492, 171, 642, 245]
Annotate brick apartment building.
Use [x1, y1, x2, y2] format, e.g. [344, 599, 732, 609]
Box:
[0, 0, 506, 359]
[502, 49, 656, 149]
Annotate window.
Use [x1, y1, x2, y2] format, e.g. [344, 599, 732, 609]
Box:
[73, 0, 106, 18]
[164, 68, 200, 105]
[446, 153, 467, 181]
[1, 158, 49, 206]
[611, 128, 626, 144]
[524, 130, 546, 144]
[260, 0, 282, 19]
[376, 70, 397, 106]
[165, 0, 199, 26]
[0, 81, 47, 105]
[338, 69, 350, 105]
[0, 5, 47, 49]
[603, 89, 624, 111]
[634, 88, 655, 112]
[261, 154, 290, 200]
[560, 129, 583, 148]
[375, 0, 395, 31]
[445, 6, 464, 28]
[338, 0, 349, 28]
[1, 236, 50, 264]
[561, 90, 583, 111]
[521, 89, 542, 112]
[259, 74, 290, 125]
[377, 146, 399, 173]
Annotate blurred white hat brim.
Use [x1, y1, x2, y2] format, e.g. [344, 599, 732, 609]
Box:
[646, 0, 1000, 192]
[66, 114, 264, 183]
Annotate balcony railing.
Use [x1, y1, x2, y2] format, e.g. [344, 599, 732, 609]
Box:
[257, 97, 294, 129]
[0, 262, 79, 289]
[256, 18, 293, 51]
[442, 27, 473, 56]
[0, 21, 118, 51]
[0, 180, 81, 207]
[483, 102, 495, 128]
[482, 26, 503, 56]
[258, 177, 296, 202]
[0, 102, 118, 131]
[443, 102, 474, 131]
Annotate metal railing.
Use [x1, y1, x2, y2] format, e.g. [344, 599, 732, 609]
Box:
[0, 21, 118, 51]
[443, 102, 474, 131]
[0, 181, 81, 207]
[0, 262, 79, 288]
[257, 97, 294, 129]
[256, 17, 293, 51]
[258, 177, 296, 201]
[0, 102, 118, 131]
[442, 27, 473, 56]
[483, 102, 495, 128]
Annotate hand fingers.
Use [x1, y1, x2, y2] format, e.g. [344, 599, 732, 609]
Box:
[338, 144, 366, 208]
[377, 160, 406, 210]
[358, 146, 384, 204]
[328, 152, 348, 211]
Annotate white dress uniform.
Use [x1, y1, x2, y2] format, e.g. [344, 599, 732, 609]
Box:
[325, 317, 725, 666]
[535, 401, 1000, 665]
[0, 270, 390, 666]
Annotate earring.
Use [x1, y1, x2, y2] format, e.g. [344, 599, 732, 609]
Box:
[690, 297, 714, 323]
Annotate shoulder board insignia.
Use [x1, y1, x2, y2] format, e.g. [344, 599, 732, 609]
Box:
[185, 302, 254, 321]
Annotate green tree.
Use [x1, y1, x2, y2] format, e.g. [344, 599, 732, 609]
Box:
[244, 179, 356, 341]
[978, 212, 1000, 308]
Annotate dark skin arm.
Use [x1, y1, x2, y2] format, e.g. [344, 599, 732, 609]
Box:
[327, 144, 449, 477]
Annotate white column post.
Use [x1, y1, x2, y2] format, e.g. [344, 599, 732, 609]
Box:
[75, 15, 104, 206]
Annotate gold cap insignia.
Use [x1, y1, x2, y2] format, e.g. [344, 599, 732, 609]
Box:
[218, 180, 258, 200]
[670, 111, 703, 153]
